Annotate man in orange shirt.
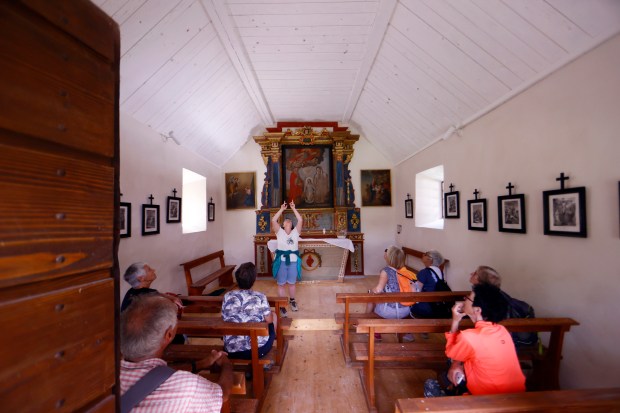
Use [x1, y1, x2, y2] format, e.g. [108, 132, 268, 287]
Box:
[425, 283, 526, 396]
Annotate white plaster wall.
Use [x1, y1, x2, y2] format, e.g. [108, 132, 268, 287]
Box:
[221, 139, 266, 267]
[394, 34, 620, 388]
[222, 136, 396, 275]
[118, 113, 224, 299]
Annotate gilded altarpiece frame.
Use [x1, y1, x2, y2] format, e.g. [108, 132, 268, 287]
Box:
[253, 122, 364, 277]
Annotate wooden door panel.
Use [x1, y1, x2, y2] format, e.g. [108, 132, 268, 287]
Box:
[0, 279, 115, 413]
[0, 59, 114, 157]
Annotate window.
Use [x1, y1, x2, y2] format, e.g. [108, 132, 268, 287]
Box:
[182, 168, 206, 233]
[415, 165, 444, 229]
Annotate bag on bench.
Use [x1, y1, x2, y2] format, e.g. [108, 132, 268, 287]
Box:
[502, 291, 538, 347]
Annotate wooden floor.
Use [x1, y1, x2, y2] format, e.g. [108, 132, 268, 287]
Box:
[253, 277, 434, 413]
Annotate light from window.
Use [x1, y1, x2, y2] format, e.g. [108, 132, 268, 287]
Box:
[182, 168, 206, 234]
[415, 165, 444, 229]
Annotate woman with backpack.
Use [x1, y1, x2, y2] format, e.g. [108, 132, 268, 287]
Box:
[409, 250, 445, 318]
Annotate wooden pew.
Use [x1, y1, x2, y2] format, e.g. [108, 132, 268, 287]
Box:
[394, 387, 620, 413]
[355, 317, 579, 413]
[180, 250, 236, 295]
[169, 318, 271, 399]
[402, 247, 450, 274]
[179, 295, 292, 367]
[335, 291, 470, 362]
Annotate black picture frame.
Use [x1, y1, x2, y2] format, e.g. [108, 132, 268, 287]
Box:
[120, 202, 131, 238]
[498, 194, 526, 234]
[543, 187, 587, 237]
[208, 200, 215, 222]
[468, 199, 487, 231]
[405, 198, 413, 219]
[166, 196, 182, 223]
[142, 204, 160, 236]
[444, 191, 460, 219]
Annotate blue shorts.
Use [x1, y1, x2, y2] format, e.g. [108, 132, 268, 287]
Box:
[374, 303, 410, 319]
[276, 261, 298, 285]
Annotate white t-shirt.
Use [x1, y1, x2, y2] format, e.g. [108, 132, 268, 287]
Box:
[276, 227, 300, 262]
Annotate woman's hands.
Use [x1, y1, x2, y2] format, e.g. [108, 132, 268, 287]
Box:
[289, 200, 296, 210]
[280, 202, 288, 211]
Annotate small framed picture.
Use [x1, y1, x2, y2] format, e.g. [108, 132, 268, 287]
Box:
[142, 204, 160, 236]
[543, 187, 587, 237]
[120, 202, 131, 238]
[208, 199, 215, 222]
[361, 169, 392, 206]
[444, 191, 460, 219]
[166, 196, 182, 223]
[405, 198, 413, 219]
[468, 199, 487, 231]
[498, 194, 526, 233]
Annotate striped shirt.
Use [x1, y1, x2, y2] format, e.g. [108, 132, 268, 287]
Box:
[120, 358, 222, 413]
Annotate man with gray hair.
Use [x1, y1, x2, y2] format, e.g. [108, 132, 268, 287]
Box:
[121, 294, 233, 412]
[121, 262, 182, 312]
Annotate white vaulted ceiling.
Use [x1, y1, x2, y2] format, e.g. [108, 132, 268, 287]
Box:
[94, 0, 620, 166]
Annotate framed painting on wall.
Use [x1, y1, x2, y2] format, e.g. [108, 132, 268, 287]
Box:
[543, 187, 587, 237]
[361, 169, 392, 206]
[282, 145, 333, 208]
[444, 191, 460, 219]
[120, 202, 131, 238]
[498, 194, 526, 233]
[166, 196, 181, 223]
[468, 199, 487, 231]
[142, 204, 160, 236]
[225, 172, 256, 210]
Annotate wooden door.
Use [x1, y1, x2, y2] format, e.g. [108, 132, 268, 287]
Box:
[0, 1, 120, 411]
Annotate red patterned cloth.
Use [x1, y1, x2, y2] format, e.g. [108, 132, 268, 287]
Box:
[120, 358, 222, 413]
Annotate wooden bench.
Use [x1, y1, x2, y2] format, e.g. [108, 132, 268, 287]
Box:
[168, 318, 271, 399]
[335, 291, 470, 362]
[180, 250, 236, 295]
[394, 387, 620, 413]
[355, 317, 579, 412]
[179, 295, 292, 367]
[402, 247, 449, 274]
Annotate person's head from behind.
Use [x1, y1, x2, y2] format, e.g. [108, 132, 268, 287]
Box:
[120, 294, 178, 361]
[385, 246, 405, 269]
[235, 262, 257, 290]
[470, 265, 501, 287]
[422, 250, 443, 268]
[464, 283, 508, 323]
[123, 262, 156, 288]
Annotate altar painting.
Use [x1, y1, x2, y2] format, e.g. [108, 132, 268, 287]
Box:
[282, 146, 333, 208]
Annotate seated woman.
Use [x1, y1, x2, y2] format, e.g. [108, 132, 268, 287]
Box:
[410, 250, 444, 318]
[366, 246, 409, 321]
[221, 262, 276, 360]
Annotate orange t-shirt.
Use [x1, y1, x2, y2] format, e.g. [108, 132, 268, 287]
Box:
[445, 320, 526, 395]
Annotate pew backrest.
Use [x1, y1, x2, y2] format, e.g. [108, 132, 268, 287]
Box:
[179, 250, 235, 295]
[395, 387, 620, 413]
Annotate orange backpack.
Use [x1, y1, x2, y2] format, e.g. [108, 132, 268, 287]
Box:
[397, 267, 417, 306]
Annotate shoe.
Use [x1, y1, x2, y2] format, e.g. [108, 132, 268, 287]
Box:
[279, 307, 288, 318]
[424, 379, 445, 398]
[289, 298, 298, 312]
[374, 333, 382, 341]
[402, 333, 415, 342]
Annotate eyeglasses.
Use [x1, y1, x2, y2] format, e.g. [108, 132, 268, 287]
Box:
[464, 296, 474, 303]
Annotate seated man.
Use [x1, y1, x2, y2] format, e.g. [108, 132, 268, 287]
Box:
[120, 294, 233, 412]
[425, 283, 526, 397]
[121, 262, 183, 311]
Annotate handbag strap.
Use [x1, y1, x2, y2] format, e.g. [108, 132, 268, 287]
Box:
[121, 365, 176, 413]
[427, 266, 444, 282]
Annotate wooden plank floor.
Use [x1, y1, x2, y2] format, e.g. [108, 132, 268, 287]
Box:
[253, 277, 432, 413]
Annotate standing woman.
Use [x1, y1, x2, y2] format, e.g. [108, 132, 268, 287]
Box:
[271, 201, 303, 316]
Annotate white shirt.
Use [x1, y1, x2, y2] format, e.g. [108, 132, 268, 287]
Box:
[276, 227, 300, 261]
